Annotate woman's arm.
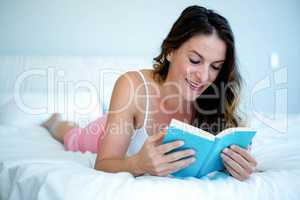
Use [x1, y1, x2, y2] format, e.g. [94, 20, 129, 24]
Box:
[94, 72, 144, 175]
[95, 72, 156, 176]
[95, 153, 145, 177]
[94, 71, 196, 177]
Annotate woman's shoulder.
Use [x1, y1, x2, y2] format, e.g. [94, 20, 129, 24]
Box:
[110, 69, 155, 128]
[112, 69, 155, 106]
[118, 69, 155, 87]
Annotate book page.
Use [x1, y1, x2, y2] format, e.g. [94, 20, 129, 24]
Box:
[170, 118, 215, 141]
[216, 127, 255, 138]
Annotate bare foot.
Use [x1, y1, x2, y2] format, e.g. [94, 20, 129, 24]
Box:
[41, 113, 76, 143]
[41, 113, 61, 131]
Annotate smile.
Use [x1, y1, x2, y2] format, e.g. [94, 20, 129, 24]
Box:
[185, 78, 203, 92]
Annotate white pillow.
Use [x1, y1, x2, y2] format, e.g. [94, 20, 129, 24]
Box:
[0, 92, 109, 127]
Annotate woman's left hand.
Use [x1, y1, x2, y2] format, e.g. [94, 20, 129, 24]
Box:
[221, 144, 257, 181]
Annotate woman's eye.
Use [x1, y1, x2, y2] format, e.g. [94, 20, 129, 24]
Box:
[211, 65, 221, 70]
[189, 58, 200, 64]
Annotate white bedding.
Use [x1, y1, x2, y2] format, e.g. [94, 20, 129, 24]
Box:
[1, 116, 300, 200]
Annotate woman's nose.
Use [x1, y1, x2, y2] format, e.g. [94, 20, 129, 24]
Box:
[195, 65, 209, 83]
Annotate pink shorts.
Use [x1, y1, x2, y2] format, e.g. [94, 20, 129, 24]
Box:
[63, 114, 107, 153]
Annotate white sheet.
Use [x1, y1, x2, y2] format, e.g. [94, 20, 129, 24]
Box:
[1, 116, 300, 200]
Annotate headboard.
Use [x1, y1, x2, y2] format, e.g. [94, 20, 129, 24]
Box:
[0, 56, 152, 126]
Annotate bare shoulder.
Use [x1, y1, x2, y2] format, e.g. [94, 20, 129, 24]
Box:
[109, 71, 137, 115]
[109, 69, 154, 115]
[116, 69, 156, 92]
[119, 69, 155, 83]
[138, 69, 155, 82]
[95, 71, 145, 160]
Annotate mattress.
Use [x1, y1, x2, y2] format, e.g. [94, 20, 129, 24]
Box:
[0, 115, 300, 200]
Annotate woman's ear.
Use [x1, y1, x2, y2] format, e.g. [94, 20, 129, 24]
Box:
[166, 51, 174, 62]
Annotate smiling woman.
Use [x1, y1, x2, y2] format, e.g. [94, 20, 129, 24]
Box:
[42, 5, 256, 181]
[153, 6, 243, 134]
[157, 33, 227, 102]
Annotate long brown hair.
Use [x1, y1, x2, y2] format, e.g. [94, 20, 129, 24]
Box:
[152, 5, 244, 134]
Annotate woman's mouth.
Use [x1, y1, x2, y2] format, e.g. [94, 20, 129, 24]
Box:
[185, 78, 203, 92]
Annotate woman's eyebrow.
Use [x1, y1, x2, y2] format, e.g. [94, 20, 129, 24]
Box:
[213, 60, 225, 64]
[189, 50, 204, 59]
[189, 50, 225, 63]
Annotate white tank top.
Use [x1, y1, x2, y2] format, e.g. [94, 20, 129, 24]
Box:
[126, 70, 150, 157]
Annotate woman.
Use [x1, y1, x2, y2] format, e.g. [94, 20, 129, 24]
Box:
[43, 5, 257, 181]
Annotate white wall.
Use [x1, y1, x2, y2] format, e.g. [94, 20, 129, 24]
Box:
[0, 0, 299, 116]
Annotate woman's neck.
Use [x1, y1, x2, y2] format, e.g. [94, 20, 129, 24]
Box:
[159, 80, 194, 118]
[150, 69, 195, 123]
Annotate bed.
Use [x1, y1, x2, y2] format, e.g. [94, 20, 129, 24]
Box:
[0, 112, 300, 200]
[0, 56, 300, 200]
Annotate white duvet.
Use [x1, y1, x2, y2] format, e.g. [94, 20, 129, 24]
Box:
[1, 116, 300, 200]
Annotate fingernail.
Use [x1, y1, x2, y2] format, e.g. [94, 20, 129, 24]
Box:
[223, 148, 228, 153]
[179, 141, 184, 146]
[230, 145, 236, 149]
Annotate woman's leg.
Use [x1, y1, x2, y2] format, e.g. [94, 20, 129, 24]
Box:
[42, 113, 78, 144]
[42, 113, 107, 153]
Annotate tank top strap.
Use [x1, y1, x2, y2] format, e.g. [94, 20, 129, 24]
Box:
[136, 70, 149, 128]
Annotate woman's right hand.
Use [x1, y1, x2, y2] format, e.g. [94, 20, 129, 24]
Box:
[135, 130, 196, 177]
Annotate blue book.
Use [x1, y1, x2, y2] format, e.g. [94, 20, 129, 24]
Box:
[161, 118, 256, 178]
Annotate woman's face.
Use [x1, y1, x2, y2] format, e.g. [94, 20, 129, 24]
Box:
[166, 33, 226, 102]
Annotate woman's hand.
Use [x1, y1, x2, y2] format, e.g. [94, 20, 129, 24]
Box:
[221, 144, 257, 181]
[135, 130, 196, 177]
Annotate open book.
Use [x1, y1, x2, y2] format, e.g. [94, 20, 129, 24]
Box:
[161, 118, 256, 178]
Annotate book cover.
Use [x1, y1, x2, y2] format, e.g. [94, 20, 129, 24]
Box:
[161, 119, 256, 178]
